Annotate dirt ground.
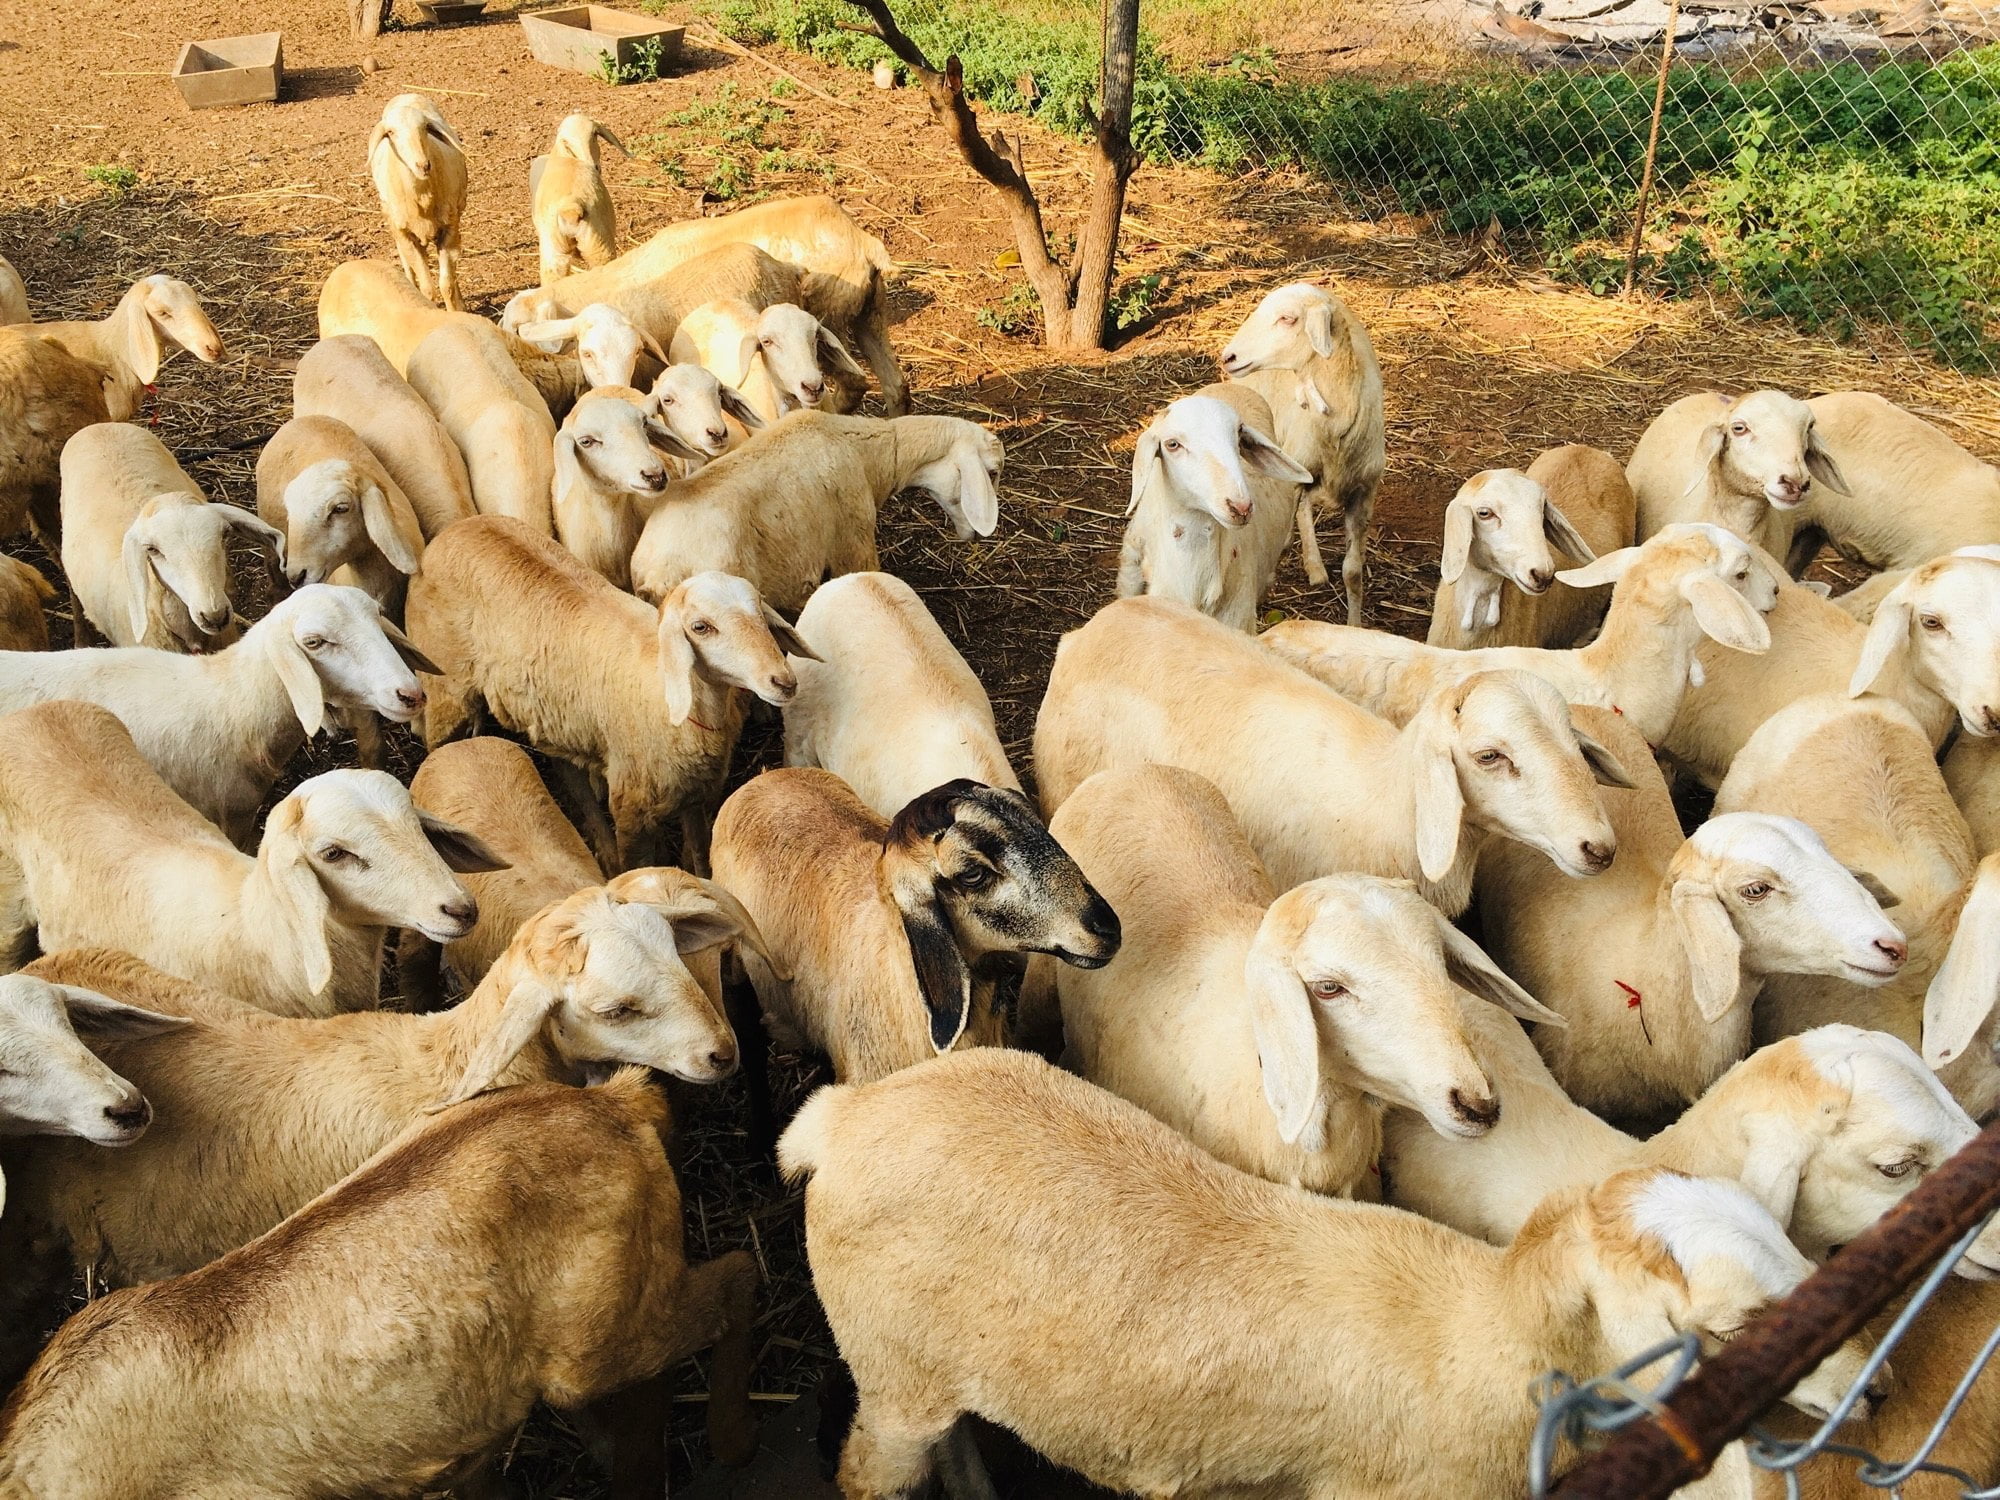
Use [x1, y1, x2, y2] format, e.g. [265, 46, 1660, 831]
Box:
[4, 0, 1999, 1493]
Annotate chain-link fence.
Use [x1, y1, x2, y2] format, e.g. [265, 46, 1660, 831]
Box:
[707, 0, 2000, 370]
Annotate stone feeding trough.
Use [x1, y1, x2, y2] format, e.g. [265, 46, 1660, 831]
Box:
[170, 32, 283, 110]
[519, 5, 684, 80]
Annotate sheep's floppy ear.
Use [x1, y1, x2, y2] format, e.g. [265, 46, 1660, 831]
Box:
[1556, 545, 1640, 590]
[55, 985, 193, 1041]
[1542, 501, 1596, 563]
[516, 318, 580, 348]
[1850, 578, 1915, 699]
[380, 616, 444, 676]
[1923, 858, 2000, 1070]
[269, 625, 328, 738]
[1439, 500, 1474, 587]
[815, 325, 868, 382]
[259, 798, 335, 998]
[638, 328, 672, 367]
[1303, 297, 1339, 360]
[425, 117, 463, 150]
[1805, 426, 1849, 496]
[1128, 428, 1164, 518]
[1240, 424, 1313, 488]
[1681, 423, 1729, 498]
[1738, 1112, 1817, 1227]
[1680, 570, 1771, 653]
[121, 525, 158, 642]
[888, 864, 972, 1053]
[1243, 918, 1322, 1147]
[611, 870, 783, 972]
[1410, 685, 1468, 885]
[358, 481, 425, 576]
[717, 383, 765, 432]
[433, 972, 563, 1110]
[1574, 728, 1637, 789]
[1848, 869, 1901, 909]
[219, 505, 288, 568]
[761, 600, 821, 661]
[642, 418, 703, 463]
[122, 288, 163, 387]
[416, 808, 509, 874]
[553, 431, 586, 511]
[731, 329, 761, 390]
[594, 121, 630, 158]
[1436, 915, 1569, 1027]
[1670, 877, 1743, 1023]
[655, 588, 699, 726]
[954, 447, 1000, 537]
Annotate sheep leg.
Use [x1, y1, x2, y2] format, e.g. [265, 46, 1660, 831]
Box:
[1784, 523, 1827, 580]
[594, 1371, 672, 1500]
[854, 290, 910, 418]
[679, 802, 715, 879]
[935, 1422, 1000, 1500]
[341, 706, 384, 770]
[437, 232, 464, 313]
[693, 1249, 761, 1468]
[724, 957, 778, 1164]
[392, 231, 435, 304]
[816, 1362, 860, 1479]
[838, 1403, 951, 1500]
[1340, 480, 1376, 628]
[1294, 493, 1329, 590]
[419, 674, 478, 749]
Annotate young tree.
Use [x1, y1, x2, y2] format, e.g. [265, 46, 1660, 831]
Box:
[841, 0, 1140, 351]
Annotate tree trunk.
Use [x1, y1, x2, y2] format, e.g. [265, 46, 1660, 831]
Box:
[1062, 0, 1140, 349]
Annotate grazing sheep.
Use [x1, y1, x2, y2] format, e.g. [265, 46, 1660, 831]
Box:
[407, 320, 560, 535]
[1478, 704, 1908, 1122]
[646, 360, 764, 464]
[1429, 446, 1634, 650]
[0, 699, 500, 1016]
[552, 387, 686, 588]
[711, 771, 1121, 1089]
[1629, 390, 1846, 568]
[1047, 763, 1565, 1197]
[1036, 597, 1629, 915]
[0, 583, 435, 844]
[368, 93, 468, 310]
[782, 1047, 1876, 1500]
[24, 274, 224, 421]
[0, 332, 112, 539]
[406, 516, 815, 869]
[783, 572, 1016, 818]
[292, 334, 477, 539]
[59, 422, 283, 651]
[1219, 281, 1386, 622]
[0, 257, 26, 324]
[516, 301, 668, 391]
[535, 113, 626, 283]
[1266, 522, 1778, 752]
[0, 1070, 760, 1500]
[629, 412, 1004, 611]
[0, 554, 54, 652]
[1116, 383, 1314, 631]
[255, 413, 426, 613]
[668, 298, 868, 424]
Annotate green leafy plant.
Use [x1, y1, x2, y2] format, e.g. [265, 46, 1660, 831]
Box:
[976, 279, 1041, 337]
[1111, 271, 1164, 330]
[84, 163, 138, 194]
[595, 33, 670, 84]
[636, 83, 834, 201]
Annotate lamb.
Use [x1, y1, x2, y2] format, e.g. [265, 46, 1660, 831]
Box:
[1717, 692, 2000, 1117]
[0, 583, 435, 844]
[0, 699, 500, 1017]
[1218, 280, 1386, 623]
[368, 93, 468, 310]
[782, 571, 1017, 818]
[1628, 389, 1846, 569]
[539, 195, 908, 415]
[0, 1070, 760, 1500]
[21, 273, 224, 421]
[0, 256, 26, 323]
[0, 555, 52, 651]
[407, 319, 560, 535]
[1384, 1015, 1999, 1272]
[552, 387, 684, 588]
[1046, 763, 1566, 1198]
[646, 359, 764, 463]
[1477, 704, 1908, 1122]
[292, 334, 477, 539]
[1116, 382, 1314, 631]
[1263, 522, 1779, 751]
[781, 1047, 1876, 1500]
[0, 331, 111, 539]
[406, 516, 816, 869]
[1428, 445, 1635, 650]
[255, 413, 426, 612]
[629, 412, 1003, 612]
[711, 770, 1120, 1092]
[1664, 548, 2000, 787]
[535, 113, 625, 283]
[59, 422, 283, 651]
[515, 300, 668, 390]
[668, 297, 868, 424]
[1035, 597, 1630, 915]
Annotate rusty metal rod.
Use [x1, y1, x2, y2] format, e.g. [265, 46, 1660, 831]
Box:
[1553, 1117, 2000, 1499]
[1624, 0, 1682, 297]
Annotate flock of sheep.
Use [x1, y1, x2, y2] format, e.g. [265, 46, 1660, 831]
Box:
[0, 76, 1994, 1500]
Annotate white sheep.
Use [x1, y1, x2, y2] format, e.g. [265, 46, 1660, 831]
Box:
[1048, 763, 1564, 1197]
[514, 300, 667, 390]
[25, 274, 224, 422]
[0, 699, 500, 1016]
[0, 554, 53, 651]
[406, 516, 816, 869]
[1429, 445, 1633, 649]
[0, 331, 112, 540]
[1116, 382, 1314, 631]
[0, 255, 27, 324]
[1716, 691, 2000, 1118]
[1629, 390, 1847, 569]
[630, 412, 1003, 612]
[406, 319, 559, 535]
[668, 297, 868, 425]
[1264, 521, 1778, 751]
[367, 93, 468, 310]
[1035, 597, 1629, 916]
[534, 113, 625, 283]
[255, 413, 426, 613]
[783, 571, 1015, 817]
[1219, 281, 1386, 623]
[1478, 704, 1908, 1123]
[291, 334, 476, 540]
[780, 1048, 1875, 1500]
[646, 359, 764, 464]
[0, 583, 435, 845]
[552, 387, 687, 588]
[59, 422, 283, 651]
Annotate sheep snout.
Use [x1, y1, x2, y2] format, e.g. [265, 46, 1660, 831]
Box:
[1577, 839, 1615, 874]
[1525, 567, 1554, 593]
[100, 1088, 152, 1141]
[1447, 1087, 1500, 1134]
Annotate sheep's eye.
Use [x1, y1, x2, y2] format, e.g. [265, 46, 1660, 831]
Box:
[1163, 439, 1183, 454]
[1308, 979, 1348, 1001]
[760, 336, 775, 349]
[1877, 1158, 1919, 1179]
[593, 998, 640, 1020]
[1277, 314, 1297, 326]
[1920, 613, 1946, 632]
[301, 635, 328, 651]
[689, 619, 715, 636]
[578, 435, 600, 449]
[659, 393, 675, 405]
[1473, 748, 1507, 768]
[1730, 421, 1750, 437]
[1475, 508, 1495, 522]
[1736, 566, 1750, 580]
[330, 502, 351, 516]
[955, 865, 995, 892]
[319, 846, 352, 864]
[1739, 881, 1774, 902]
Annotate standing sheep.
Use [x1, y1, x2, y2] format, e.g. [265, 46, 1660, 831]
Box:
[368, 94, 468, 310]
[535, 113, 626, 283]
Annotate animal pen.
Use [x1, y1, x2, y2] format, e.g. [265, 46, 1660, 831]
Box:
[2, 0, 2000, 1495]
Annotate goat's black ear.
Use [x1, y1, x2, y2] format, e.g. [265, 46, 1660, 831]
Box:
[889, 778, 987, 842]
[899, 889, 972, 1052]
